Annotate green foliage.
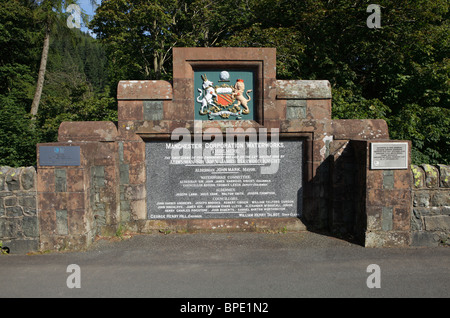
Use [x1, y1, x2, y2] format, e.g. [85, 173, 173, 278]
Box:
[0, 95, 39, 167]
[389, 104, 450, 164]
[332, 87, 391, 120]
[0, 0, 448, 166]
[0, 0, 116, 167]
[222, 0, 449, 164]
[37, 93, 116, 142]
[90, 0, 256, 95]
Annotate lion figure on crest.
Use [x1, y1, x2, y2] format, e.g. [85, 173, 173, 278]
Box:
[232, 79, 252, 114]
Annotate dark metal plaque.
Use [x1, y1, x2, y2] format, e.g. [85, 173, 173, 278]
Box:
[39, 146, 81, 166]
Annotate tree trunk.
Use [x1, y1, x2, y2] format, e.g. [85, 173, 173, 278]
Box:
[30, 22, 51, 118]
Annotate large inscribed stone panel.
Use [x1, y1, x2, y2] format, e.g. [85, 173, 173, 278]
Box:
[146, 140, 303, 219]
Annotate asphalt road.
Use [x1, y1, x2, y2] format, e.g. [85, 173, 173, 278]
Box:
[0, 231, 449, 300]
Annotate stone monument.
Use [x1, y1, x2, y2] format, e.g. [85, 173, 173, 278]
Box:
[36, 48, 412, 251]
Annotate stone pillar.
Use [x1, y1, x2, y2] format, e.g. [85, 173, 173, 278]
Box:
[37, 121, 119, 251]
[352, 140, 412, 247]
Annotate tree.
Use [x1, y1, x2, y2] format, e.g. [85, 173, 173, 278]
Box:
[221, 0, 449, 164]
[90, 0, 255, 83]
[30, 0, 96, 119]
[0, 0, 115, 167]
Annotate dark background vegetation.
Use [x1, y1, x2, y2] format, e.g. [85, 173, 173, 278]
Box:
[1, 0, 448, 167]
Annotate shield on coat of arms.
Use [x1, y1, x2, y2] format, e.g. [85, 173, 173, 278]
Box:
[215, 85, 235, 107]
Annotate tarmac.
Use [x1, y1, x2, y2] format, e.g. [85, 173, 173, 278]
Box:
[0, 231, 449, 300]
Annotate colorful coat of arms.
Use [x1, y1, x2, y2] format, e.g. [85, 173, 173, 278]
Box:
[195, 70, 253, 120]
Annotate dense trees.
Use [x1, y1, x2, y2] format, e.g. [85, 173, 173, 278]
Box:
[91, 0, 449, 164]
[0, 0, 448, 166]
[0, 0, 115, 166]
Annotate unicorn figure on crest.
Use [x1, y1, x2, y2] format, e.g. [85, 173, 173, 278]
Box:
[197, 74, 218, 114]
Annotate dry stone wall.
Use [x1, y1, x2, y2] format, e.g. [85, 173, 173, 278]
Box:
[411, 164, 450, 246]
[0, 166, 38, 253]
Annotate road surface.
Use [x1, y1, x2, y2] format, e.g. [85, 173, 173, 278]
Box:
[0, 231, 449, 301]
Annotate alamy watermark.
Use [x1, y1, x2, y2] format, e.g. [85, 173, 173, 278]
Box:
[366, 264, 381, 288]
[367, 4, 381, 29]
[66, 264, 81, 288]
[66, 4, 81, 29]
[169, 123, 281, 175]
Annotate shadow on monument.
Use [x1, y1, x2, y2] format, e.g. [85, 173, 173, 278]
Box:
[300, 142, 365, 246]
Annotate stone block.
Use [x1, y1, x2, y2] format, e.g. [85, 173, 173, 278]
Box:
[68, 192, 85, 211]
[365, 231, 410, 247]
[68, 209, 86, 235]
[67, 168, 84, 192]
[382, 170, 394, 190]
[19, 195, 36, 215]
[122, 141, 145, 163]
[276, 80, 332, 99]
[263, 98, 284, 120]
[0, 170, 5, 191]
[117, 80, 173, 100]
[442, 206, 450, 216]
[58, 121, 118, 142]
[394, 170, 411, 189]
[366, 170, 383, 189]
[0, 218, 6, 237]
[332, 119, 389, 140]
[120, 209, 131, 223]
[413, 191, 430, 207]
[437, 165, 450, 187]
[37, 168, 55, 193]
[21, 167, 36, 190]
[306, 99, 332, 120]
[4, 196, 17, 206]
[38, 209, 56, 235]
[143, 100, 164, 120]
[128, 162, 145, 184]
[5, 239, 38, 254]
[431, 192, 450, 207]
[5, 168, 20, 191]
[0, 218, 19, 238]
[381, 207, 393, 231]
[38, 192, 67, 213]
[22, 216, 39, 237]
[55, 169, 67, 192]
[6, 206, 22, 217]
[421, 164, 439, 188]
[413, 207, 429, 218]
[411, 231, 441, 247]
[56, 210, 68, 235]
[424, 215, 450, 231]
[91, 166, 105, 187]
[411, 210, 423, 231]
[119, 164, 129, 185]
[131, 199, 146, 220]
[120, 200, 130, 212]
[367, 189, 410, 207]
[393, 207, 410, 231]
[411, 165, 425, 188]
[118, 100, 144, 121]
[286, 100, 306, 120]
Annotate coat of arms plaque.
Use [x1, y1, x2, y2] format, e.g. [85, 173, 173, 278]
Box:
[194, 70, 254, 120]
